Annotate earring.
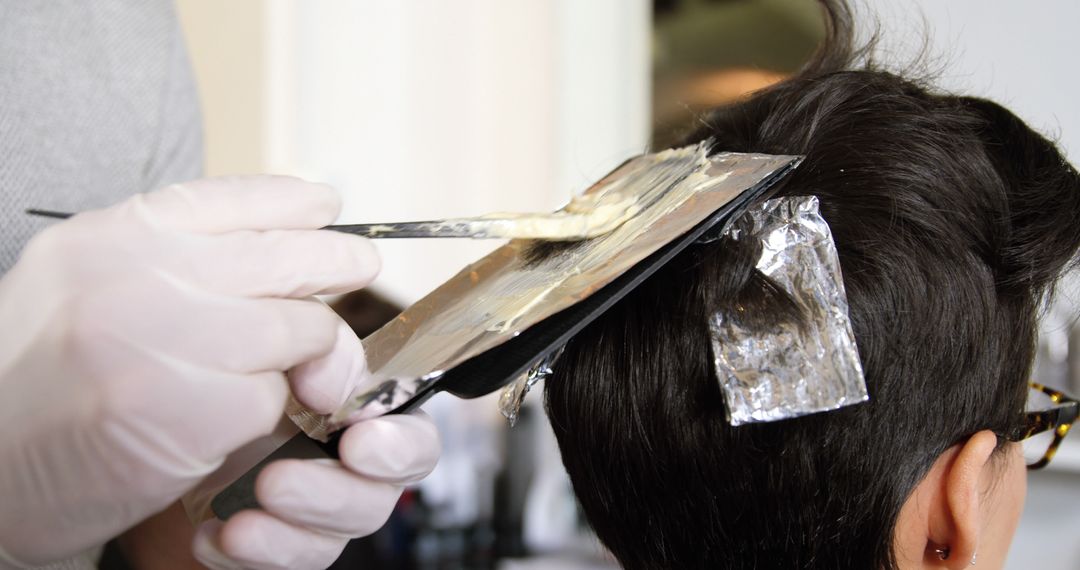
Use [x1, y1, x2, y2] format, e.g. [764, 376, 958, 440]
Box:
[970, 552, 977, 566]
[933, 545, 950, 560]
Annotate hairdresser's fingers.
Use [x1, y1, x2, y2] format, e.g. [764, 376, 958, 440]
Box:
[212, 298, 340, 373]
[103, 366, 289, 479]
[338, 413, 441, 484]
[158, 370, 291, 464]
[256, 459, 402, 537]
[288, 319, 369, 414]
[180, 417, 302, 526]
[116, 289, 339, 374]
[175, 230, 380, 299]
[193, 512, 348, 570]
[132, 175, 341, 234]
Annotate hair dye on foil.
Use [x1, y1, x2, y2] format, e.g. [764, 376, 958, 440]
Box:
[709, 195, 868, 426]
[288, 144, 801, 440]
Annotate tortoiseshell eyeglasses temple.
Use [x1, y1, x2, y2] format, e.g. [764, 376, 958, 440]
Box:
[1005, 382, 1080, 470]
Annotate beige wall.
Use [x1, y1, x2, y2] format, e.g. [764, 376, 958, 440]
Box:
[174, 0, 268, 176]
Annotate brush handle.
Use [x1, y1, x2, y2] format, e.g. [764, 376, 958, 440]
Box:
[26, 209, 520, 239]
[328, 221, 491, 238]
[25, 208, 73, 220]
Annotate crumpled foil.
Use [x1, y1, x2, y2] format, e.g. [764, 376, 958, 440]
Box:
[498, 347, 564, 426]
[709, 195, 868, 425]
[288, 144, 801, 440]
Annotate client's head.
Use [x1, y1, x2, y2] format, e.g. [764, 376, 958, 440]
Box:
[543, 2, 1080, 568]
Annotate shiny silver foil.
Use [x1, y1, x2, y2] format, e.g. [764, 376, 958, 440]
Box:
[709, 195, 868, 425]
[289, 144, 801, 440]
[498, 347, 564, 427]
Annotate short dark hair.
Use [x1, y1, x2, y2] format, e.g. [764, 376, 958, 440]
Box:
[543, 2, 1080, 568]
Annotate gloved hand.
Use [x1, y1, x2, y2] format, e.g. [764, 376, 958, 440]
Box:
[0, 176, 419, 567]
[190, 413, 439, 570]
[184, 319, 440, 570]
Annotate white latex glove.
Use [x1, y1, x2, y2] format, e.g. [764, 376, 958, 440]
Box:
[191, 412, 440, 570]
[0, 176, 390, 567]
[186, 320, 440, 570]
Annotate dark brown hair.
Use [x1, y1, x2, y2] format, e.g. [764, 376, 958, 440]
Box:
[544, 2, 1080, 568]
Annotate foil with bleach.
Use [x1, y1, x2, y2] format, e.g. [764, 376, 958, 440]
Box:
[288, 144, 801, 440]
[709, 195, 868, 425]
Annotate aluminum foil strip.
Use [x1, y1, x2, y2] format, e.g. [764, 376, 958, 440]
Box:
[709, 195, 868, 425]
[288, 144, 801, 440]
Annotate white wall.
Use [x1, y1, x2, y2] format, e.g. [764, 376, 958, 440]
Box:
[177, 1, 649, 305]
[278, 1, 651, 305]
[867, 1, 1080, 164]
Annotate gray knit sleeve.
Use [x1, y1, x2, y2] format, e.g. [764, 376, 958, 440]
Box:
[142, 3, 204, 190]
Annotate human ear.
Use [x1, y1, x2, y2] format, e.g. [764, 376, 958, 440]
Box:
[927, 430, 999, 569]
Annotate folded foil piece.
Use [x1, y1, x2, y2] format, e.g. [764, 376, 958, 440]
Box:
[288, 144, 801, 440]
[498, 346, 564, 427]
[709, 195, 868, 426]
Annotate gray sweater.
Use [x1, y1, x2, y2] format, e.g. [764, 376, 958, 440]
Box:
[0, 1, 202, 567]
[0, 0, 203, 277]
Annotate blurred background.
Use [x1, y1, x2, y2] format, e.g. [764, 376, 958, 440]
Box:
[173, 1, 1080, 568]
